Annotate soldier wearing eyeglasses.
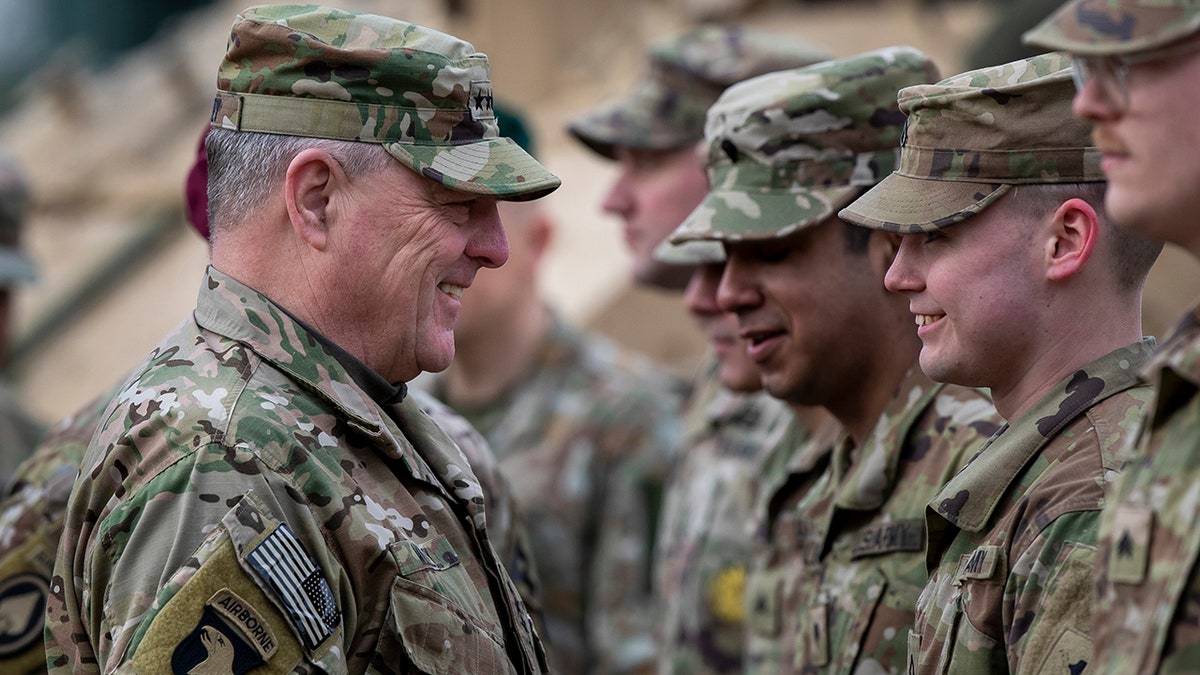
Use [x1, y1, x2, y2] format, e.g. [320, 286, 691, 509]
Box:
[1026, 3, 1200, 674]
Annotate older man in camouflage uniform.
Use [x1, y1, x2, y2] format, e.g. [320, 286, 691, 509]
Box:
[45, 5, 560, 674]
[840, 52, 1163, 673]
[1026, 3, 1200, 672]
[668, 47, 1002, 674]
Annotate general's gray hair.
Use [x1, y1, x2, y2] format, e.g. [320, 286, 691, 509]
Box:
[205, 128, 394, 237]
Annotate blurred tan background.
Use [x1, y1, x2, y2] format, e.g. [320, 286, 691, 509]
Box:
[3, 0, 1197, 424]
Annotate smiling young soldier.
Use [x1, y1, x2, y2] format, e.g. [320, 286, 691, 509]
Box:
[667, 47, 1002, 674]
[1024, 4, 1200, 672]
[839, 52, 1162, 674]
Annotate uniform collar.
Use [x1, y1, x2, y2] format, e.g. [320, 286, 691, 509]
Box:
[929, 338, 1156, 533]
[833, 365, 943, 511]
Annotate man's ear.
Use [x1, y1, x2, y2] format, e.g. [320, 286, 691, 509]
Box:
[285, 149, 341, 251]
[1044, 197, 1099, 282]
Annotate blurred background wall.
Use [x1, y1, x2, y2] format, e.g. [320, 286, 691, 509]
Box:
[2, 0, 1196, 423]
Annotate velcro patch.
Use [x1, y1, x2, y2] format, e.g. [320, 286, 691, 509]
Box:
[803, 602, 830, 667]
[392, 535, 462, 576]
[171, 602, 266, 674]
[469, 80, 495, 121]
[132, 531, 303, 675]
[851, 519, 926, 559]
[1107, 504, 1152, 585]
[957, 545, 1003, 581]
[0, 572, 49, 659]
[245, 523, 339, 652]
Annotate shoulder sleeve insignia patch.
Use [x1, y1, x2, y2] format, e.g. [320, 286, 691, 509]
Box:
[132, 530, 303, 674]
[244, 522, 340, 652]
[171, 589, 276, 674]
[0, 571, 50, 664]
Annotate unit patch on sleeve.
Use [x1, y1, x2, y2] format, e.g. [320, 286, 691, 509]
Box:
[0, 572, 49, 658]
[171, 589, 278, 674]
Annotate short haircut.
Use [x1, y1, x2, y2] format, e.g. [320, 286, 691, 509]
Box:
[840, 188, 873, 254]
[1008, 182, 1162, 293]
[206, 129, 394, 237]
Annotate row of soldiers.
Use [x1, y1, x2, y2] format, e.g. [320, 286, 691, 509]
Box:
[0, 1, 1196, 674]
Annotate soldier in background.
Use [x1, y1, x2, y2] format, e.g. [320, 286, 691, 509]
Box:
[419, 105, 683, 675]
[0, 156, 44, 495]
[842, 52, 1162, 673]
[1026, 3, 1200, 671]
[46, 6, 559, 673]
[569, 24, 830, 291]
[649, 235, 829, 675]
[668, 47, 1002, 673]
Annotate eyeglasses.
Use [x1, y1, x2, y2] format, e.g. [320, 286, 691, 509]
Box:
[1071, 37, 1200, 112]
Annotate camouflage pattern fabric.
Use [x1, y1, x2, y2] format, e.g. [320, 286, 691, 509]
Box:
[420, 312, 683, 675]
[839, 52, 1103, 233]
[211, 4, 559, 200]
[46, 266, 547, 674]
[1090, 312, 1200, 674]
[0, 381, 535, 675]
[668, 46, 940, 245]
[1024, 0, 1200, 55]
[567, 26, 830, 159]
[911, 339, 1155, 674]
[745, 366, 1000, 674]
[0, 387, 103, 674]
[654, 361, 794, 675]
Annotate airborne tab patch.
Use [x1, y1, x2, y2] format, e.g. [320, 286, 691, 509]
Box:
[171, 591, 274, 675]
[1108, 504, 1152, 584]
[245, 523, 339, 652]
[851, 519, 925, 559]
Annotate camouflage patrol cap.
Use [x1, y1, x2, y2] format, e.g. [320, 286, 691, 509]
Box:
[839, 53, 1103, 233]
[1024, 0, 1200, 56]
[651, 237, 725, 266]
[568, 26, 831, 159]
[0, 156, 36, 286]
[668, 47, 938, 244]
[211, 4, 560, 201]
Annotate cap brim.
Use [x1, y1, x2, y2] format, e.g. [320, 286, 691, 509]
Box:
[568, 81, 707, 160]
[385, 137, 561, 202]
[0, 248, 37, 285]
[1024, 1, 1200, 55]
[652, 237, 724, 266]
[670, 185, 861, 243]
[838, 173, 1010, 233]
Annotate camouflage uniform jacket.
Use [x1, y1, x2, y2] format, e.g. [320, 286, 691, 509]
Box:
[911, 339, 1156, 675]
[654, 362, 794, 675]
[1092, 317, 1200, 674]
[745, 366, 1000, 674]
[0, 388, 109, 674]
[422, 312, 683, 675]
[46, 266, 547, 675]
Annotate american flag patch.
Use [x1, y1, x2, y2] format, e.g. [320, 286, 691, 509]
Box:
[245, 523, 340, 651]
